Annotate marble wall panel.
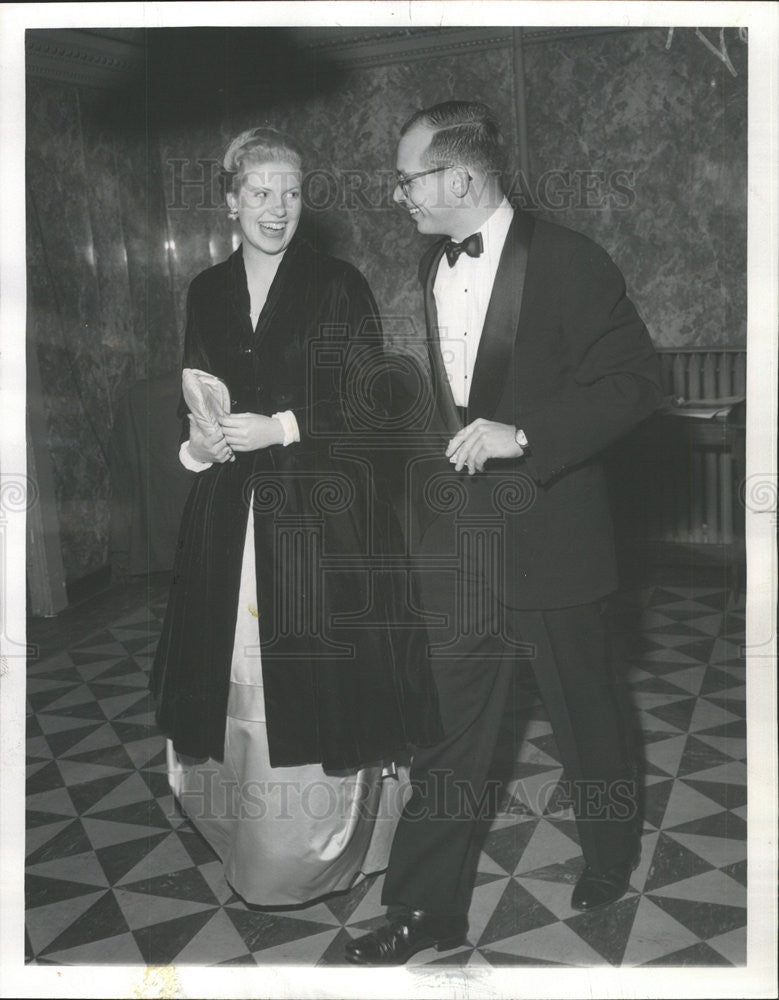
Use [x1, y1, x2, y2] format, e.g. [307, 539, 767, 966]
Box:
[27, 76, 179, 581]
[116, 125, 180, 377]
[27, 77, 109, 580]
[523, 27, 747, 347]
[158, 121, 231, 335]
[77, 88, 141, 408]
[161, 30, 745, 354]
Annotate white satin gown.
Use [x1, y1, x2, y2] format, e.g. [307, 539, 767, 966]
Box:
[166, 493, 411, 905]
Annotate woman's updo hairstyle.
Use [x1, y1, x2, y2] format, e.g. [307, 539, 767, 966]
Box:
[222, 126, 305, 195]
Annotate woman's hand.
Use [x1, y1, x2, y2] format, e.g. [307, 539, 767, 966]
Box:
[218, 413, 284, 452]
[187, 415, 235, 463]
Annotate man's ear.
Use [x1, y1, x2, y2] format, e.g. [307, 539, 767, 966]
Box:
[451, 166, 472, 199]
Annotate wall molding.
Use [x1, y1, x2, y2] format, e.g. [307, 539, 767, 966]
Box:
[296, 26, 638, 69]
[26, 29, 146, 89]
[25, 25, 641, 88]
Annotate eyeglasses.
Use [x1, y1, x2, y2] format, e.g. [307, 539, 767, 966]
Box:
[395, 165, 450, 199]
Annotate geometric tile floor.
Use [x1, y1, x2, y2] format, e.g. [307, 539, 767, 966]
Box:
[25, 582, 746, 967]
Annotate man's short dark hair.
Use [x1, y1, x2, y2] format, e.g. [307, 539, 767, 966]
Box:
[400, 101, 504, 176]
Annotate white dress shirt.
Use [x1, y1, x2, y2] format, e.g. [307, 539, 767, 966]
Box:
[433, 197, 514, 408]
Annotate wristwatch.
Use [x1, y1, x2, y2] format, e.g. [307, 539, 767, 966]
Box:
[514, 427, 530, 455]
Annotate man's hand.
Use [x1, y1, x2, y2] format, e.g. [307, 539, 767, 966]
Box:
[218, 413, 284, 452]
[446, 419, 524, 475]
[188, 414, 234, 463]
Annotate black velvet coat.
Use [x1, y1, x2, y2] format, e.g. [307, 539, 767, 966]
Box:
[151, 238, 442, 769]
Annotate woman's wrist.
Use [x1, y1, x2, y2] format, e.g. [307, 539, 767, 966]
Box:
[270, 417, 285, 446]
[180, 439, 213, 471]
[271, 410, 300, 447]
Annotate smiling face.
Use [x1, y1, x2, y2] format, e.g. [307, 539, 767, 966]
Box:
[394, 124, 459, 237]
[227, 159, 302, 258]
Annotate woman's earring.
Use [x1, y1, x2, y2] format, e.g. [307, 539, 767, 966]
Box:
[228, 208, 238, 220]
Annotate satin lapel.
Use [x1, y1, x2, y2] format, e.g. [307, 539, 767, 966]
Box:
[422, 241, 464, 436]
[467, 211, 535, 420]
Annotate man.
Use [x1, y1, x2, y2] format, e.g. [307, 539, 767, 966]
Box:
[345, 101, 663, 966]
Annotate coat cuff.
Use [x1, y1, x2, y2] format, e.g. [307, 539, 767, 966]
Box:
[272, 410, 301, 447]
[179, 439, 213, 472]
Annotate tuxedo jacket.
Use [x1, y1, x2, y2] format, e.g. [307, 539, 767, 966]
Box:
[408, 210, 663, 610]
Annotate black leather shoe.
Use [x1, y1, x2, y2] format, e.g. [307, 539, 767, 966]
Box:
[571, 846, 641, 912]
[344, 908, 467, 965]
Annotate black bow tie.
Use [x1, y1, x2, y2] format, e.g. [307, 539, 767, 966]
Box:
[444, 231, 483, 267]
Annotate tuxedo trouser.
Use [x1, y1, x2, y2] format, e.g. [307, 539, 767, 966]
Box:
[381, 577, 639, 917]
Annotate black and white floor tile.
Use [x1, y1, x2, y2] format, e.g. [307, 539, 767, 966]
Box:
[25, 581, 746, 967]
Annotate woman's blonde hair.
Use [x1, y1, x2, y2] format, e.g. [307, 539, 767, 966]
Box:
[222, 126, 304, 194]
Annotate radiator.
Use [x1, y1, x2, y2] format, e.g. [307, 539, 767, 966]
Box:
[658, 348, 747, 403]
[632, 349, 746, 548]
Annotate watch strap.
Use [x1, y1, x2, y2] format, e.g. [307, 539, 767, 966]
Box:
[515, 428, 530, 454]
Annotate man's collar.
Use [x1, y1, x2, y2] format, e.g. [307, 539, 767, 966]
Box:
[480, 197, 514, 247]
[447, 197, 512, 245]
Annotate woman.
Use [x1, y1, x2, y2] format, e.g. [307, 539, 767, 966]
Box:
[151, 127, 441, 906]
